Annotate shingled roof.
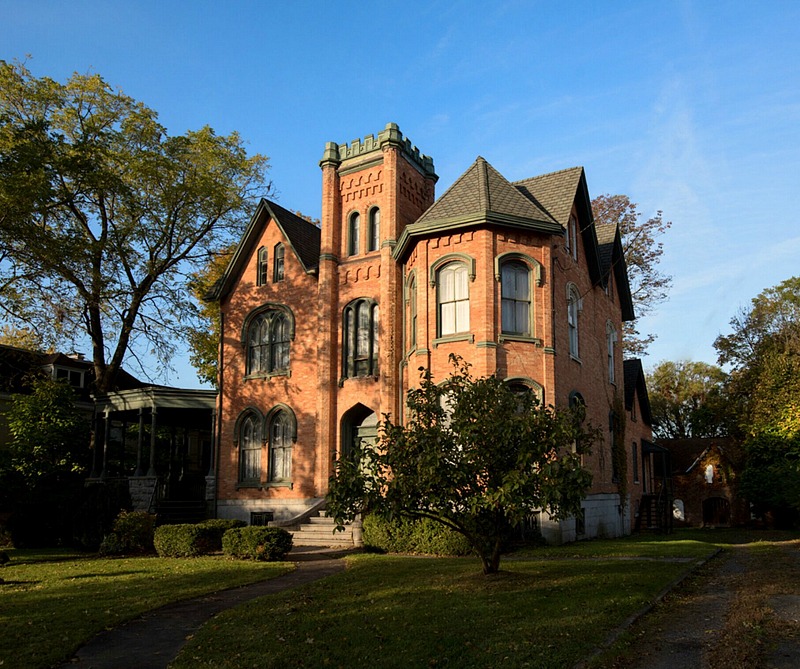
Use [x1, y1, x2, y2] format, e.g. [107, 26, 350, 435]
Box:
[596, 222, 635, 321]
[514, 166, 585, 226]
[623, 358, 652, 426]
[211, 199, 321, 301]
[416, 157, 556, 226]
[394, 157, 562, 259]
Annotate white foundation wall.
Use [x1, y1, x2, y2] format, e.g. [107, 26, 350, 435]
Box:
[216, 497, 323, 524]
[540, 493, 631, 545]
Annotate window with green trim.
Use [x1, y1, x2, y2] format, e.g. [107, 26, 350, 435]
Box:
[343, 298, 379, 378]
[247, 311, 290, 375]
[348, 212, 360, 256]
[268, 410, 292, 483]
[501, 261, 531, 335]
[437, 262, 470, 336]
[367, 207, 380, 252]
[238, 412, 261, 483]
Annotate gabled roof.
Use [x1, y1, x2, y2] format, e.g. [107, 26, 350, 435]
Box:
[658, 438, 743, 475]
[623, 358, 652, 426]
[212, 199, 321, 301]
[514, 166, 604, 287]
[596, 223, 635, 321]
[394, 157, 563, 260]
[514, 166, 585, 225]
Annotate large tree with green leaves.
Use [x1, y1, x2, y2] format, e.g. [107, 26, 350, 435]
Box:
[646, 360, 731, 439]
[592, 194, 672, 357]
[327, 357, 595, 574]
[715, 277, 800, 524]
[0, 61, 270, 391]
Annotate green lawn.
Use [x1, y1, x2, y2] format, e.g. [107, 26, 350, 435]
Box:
[0, 549, 292, 669]
[3, 530, 796, 669]
[171, 532, 733, 669]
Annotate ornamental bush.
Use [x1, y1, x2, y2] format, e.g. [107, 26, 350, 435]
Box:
[221, 526, 293, 561]
[362, 514, 471, 556]
[153, 524, 211, 558]
[198, 518, 246, 552]
[99, 510, 156, 556]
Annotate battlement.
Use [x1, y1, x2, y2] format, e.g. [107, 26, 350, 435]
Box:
[320, 122, 436, 178]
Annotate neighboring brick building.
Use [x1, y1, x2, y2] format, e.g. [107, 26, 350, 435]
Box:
[661, 438, 748, 527]
[211, 123, 653, 543]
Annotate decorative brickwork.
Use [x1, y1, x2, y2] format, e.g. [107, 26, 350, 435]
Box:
[212, 124, 654, 543]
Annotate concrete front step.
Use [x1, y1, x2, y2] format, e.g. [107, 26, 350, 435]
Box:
[289, 514, 357, 548]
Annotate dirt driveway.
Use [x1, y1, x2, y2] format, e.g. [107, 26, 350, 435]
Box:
[595, 536, 800, 669]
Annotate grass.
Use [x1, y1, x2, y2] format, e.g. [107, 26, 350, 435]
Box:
[171, 533, 723, 669]
[0, 549, 293, 669]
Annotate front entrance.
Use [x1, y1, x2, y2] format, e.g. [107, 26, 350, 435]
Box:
[703, 496, 731, 526]
[340, 404, 378, 461]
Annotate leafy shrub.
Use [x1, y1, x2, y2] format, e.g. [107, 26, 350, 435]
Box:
[153, 524, 210, 558]
[100, 510, 156, 556]
[222, 526, 293, 561]
[198, 518, 246, 552]
[72, 480, 132, 551]
[362, 514, 471, 556]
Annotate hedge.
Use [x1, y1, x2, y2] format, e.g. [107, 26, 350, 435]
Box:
[197, 518, 246, 552]
[153, 524, 214, 558]
[362, 514, 472, 556]
[221, 526, 293, 561]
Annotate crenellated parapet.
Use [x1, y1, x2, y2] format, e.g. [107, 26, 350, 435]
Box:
[320, 122, 436, 179]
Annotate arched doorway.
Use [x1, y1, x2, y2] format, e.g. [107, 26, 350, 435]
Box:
[340, 404, 378, 461]
[703, 497, 731, 526]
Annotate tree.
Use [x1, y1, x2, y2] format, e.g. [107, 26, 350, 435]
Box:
[715, 277, 800, 525]
[7, 376, 90, 484]
[0, 61, 270, 392]
[327, 357, 595, 574]
[592, 194, 672, 356]
[646, 360, 730, 439]
[186, 243, 236, 387]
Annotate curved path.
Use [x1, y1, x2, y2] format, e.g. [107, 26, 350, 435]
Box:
[60, 556, 345, 669]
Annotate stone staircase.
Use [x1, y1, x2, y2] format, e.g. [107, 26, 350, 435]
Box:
[287, 511, 359, 548]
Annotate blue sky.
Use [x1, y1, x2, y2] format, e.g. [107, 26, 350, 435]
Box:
[3, 1, 799, 388]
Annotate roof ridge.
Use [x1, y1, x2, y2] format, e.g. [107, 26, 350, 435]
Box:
[512, 165, 583, 184]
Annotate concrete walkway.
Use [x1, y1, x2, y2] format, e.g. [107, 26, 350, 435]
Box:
[60, 550, 346, 669]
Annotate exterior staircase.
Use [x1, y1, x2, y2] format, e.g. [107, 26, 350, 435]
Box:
[286, 511, 359, 548]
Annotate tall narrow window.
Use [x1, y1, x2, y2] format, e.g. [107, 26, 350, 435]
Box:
[343, 298, 379, 378]
[567, 286, 580, 358]
[246, 309, 292, 375]
[367, 207, 380, 252]
[501, 261, 530, 335]
[273, 243, 285, 282]
[566, 215, 578, 260]
[269, 411, 292, 483]
[348, 212, 360, 256]
[607, 323, 617, 383]
[257, 247, 268, 286]
[438, 262, 469, 336]
[408, 275, 417, 350]
[238, 413, 261, 484]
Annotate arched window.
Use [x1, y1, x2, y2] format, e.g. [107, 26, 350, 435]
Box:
[501, 261, 531, 335]
[607, 322, 617, 383]
[247, 310, 291, 375]
[348, 212, 360, 256]
[273, 243, 285, 282]
[257, 246, 268, 286]
[367, 207, 380, 252]
[343, 298, 379, 378]
[567, 285, 580, 358]
[437, 262, 470, 336]
[238, 412, 261, 484]
[268, 411, 293, 483]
